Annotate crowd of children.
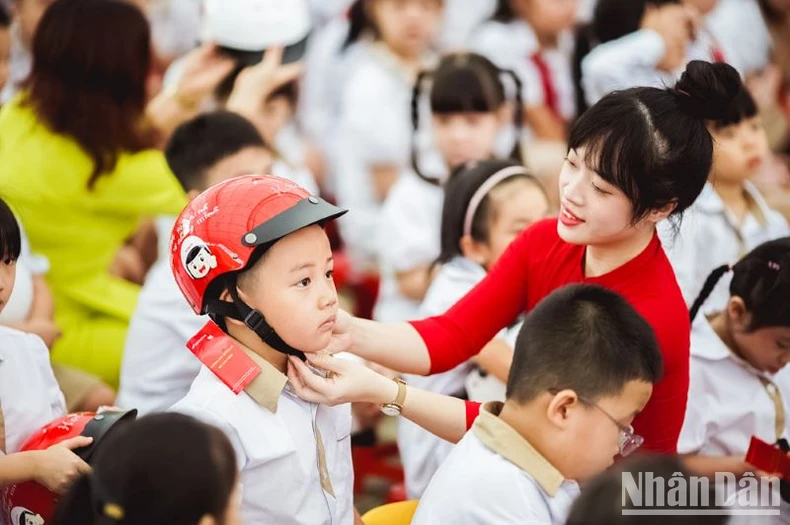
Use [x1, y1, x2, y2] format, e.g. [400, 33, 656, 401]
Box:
[0, 0, 790, 524]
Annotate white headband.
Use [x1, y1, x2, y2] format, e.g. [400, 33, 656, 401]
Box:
[462, 165, 530, 238]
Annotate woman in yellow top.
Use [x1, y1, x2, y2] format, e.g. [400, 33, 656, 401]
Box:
[0, 0, 238, 387]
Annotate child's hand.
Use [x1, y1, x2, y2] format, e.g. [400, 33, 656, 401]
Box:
[287, 353, 398, 407]
[174, 42, 235, 107]
[32, 436, 93, 494]
[226, 47, 304, 120]
[641, 4, 695, 72]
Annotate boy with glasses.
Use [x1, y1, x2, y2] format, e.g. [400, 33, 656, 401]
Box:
[412, 283, 664, 525]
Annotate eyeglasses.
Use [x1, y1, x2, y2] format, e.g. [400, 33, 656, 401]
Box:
[548, 388, 644, 457]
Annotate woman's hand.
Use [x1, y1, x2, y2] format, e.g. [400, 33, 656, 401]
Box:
[322, 308, 354, 356]
[286, 353, 398, 407]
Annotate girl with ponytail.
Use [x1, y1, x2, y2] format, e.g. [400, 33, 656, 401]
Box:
[374, 52, 525, 323]
[679, 238, 790, 482]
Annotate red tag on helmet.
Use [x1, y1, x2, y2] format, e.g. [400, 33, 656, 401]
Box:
[187, 322, 261, 394]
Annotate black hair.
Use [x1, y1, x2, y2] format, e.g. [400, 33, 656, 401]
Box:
[760, 0, 787, 23]
[343, 0, 370, 50]
[689, 237, 790, 329]
[565, 454, 728, 525]
[506, 283, 663, 403]
[0, 196, 21, 263]
[410, 53, 525, 182]
[0, 3, 10, 27]
[490, 0, 517, 22]
[573, 0, 680, 114]
[568, 60, 742, 224]
[712, 82, 758, 129]
[53, 413, 238, 525]
[165, 111, 267, 193]
[435, 159, 546, 265]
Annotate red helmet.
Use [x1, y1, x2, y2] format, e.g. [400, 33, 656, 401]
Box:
[170, 174, 346, 357]
[1, 410, 137, 525]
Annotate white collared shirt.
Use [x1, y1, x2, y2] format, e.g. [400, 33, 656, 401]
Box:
[413, 402, 580, 525]
[678, 316, 790, 457]
[117, 254, 204, 415]
[373, 171, 443, 323]
[0, 326, 66, 454]
[471, 20, 576, 123]
[707, 0, 772, 76]
[170, 364, 354, 525]
[659, 182, 789, 315]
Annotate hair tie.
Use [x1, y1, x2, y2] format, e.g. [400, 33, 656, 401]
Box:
[768, 261, 781, 271]
[90, 472, 125, 521]
[462, 166, 530, 238]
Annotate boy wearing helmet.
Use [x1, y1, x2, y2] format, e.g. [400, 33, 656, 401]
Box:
[169, 175, 355, 524]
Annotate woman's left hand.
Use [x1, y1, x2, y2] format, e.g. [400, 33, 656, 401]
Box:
[286, 353, 398, 407]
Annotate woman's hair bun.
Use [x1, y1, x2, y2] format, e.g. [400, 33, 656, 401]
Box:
[672, 60, 742, 120]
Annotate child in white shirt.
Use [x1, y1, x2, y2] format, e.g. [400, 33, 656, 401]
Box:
[660, 83, 788, 315]
[168, 175, 355, 524]
[399, 159, 549, 498]
[118, 111, 276, 415]
[413, 283, 663, 524]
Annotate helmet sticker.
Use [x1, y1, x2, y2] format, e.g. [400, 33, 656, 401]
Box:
[181, 236, 218, 280]
[11, 508, 45, 525]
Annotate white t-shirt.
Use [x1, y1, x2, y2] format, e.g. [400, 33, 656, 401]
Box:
[0, 326, 66, 454]
[373, 171, 443, 323]
[471, 20, 576, 123]
[659, 182, 789, 315]
[171, 356, 354, 525]
[413, 402, 580, 525]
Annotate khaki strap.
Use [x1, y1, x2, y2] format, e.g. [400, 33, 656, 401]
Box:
[758, 376, 786, 442]
[314, 426, 334, 497]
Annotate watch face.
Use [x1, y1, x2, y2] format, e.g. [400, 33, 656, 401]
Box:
[380, 404, 400, 417]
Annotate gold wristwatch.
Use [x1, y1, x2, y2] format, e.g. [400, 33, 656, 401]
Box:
[380, 377, 407, 416]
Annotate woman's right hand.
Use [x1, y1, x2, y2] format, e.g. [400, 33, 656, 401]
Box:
[323, 308, 354, 356]
[32, 436, 93, 494]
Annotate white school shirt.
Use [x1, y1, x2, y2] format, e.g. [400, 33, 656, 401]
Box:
[658, 182, 789, 315]
[413, 402, 581, 525]
[117, 258, 204, 415]
[373, 171, 443, 323]
[170, 354, 354, 525]
[678, 316, 790, 458]
[398, 256, 501, 498]
[471, 20, 577, 123]
[332, 44, 424, 272]
[0, 326, 66, 454]
[581, 29, 712, 107]
[437, 0, 496, 52]
[707, 0, 772, 76]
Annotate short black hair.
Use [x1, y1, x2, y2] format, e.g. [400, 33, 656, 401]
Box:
[690, 237, 790, 330]
[0, 3, 10, 27]
[0, 196, 21, 263]
[712, 82, 758, 129]
[506, 284, 663, 403]
[165, 111, 267, 192]
[566, 454, 728, 525]
[569, 61, 742, 224]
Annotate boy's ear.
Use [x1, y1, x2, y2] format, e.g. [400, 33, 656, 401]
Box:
[546, 389, 580, 429]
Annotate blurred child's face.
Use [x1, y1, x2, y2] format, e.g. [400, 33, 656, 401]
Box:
[432, 111, 502, 170]
[0, 27, 10, 91]
[710, 117, 769, 184]
[725, 299, 790, 374]
[0, 259, 16, 312]
[558, 148, 646, 248]
[260, 95, 294, 145]
[203, 147, 274, 190]
[515, 0, 577, 36]
[554, 380, 653, 480]
[369, 0, 442, 59]
[14, 0, 55, 48]
[464, 179, 550, 269]
[240, 225, 338, 354]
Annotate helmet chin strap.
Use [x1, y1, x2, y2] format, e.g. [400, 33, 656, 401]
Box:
[206, 274, 307, 361]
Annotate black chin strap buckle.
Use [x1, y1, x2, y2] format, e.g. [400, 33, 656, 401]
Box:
[244, 310, 266, 333]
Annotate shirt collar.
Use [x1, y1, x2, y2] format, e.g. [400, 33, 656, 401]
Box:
[239, 346, 288, 413]
[472, 402, 565, 496]
[692, 316, 772, 377]
[695, 181, 769, 226]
